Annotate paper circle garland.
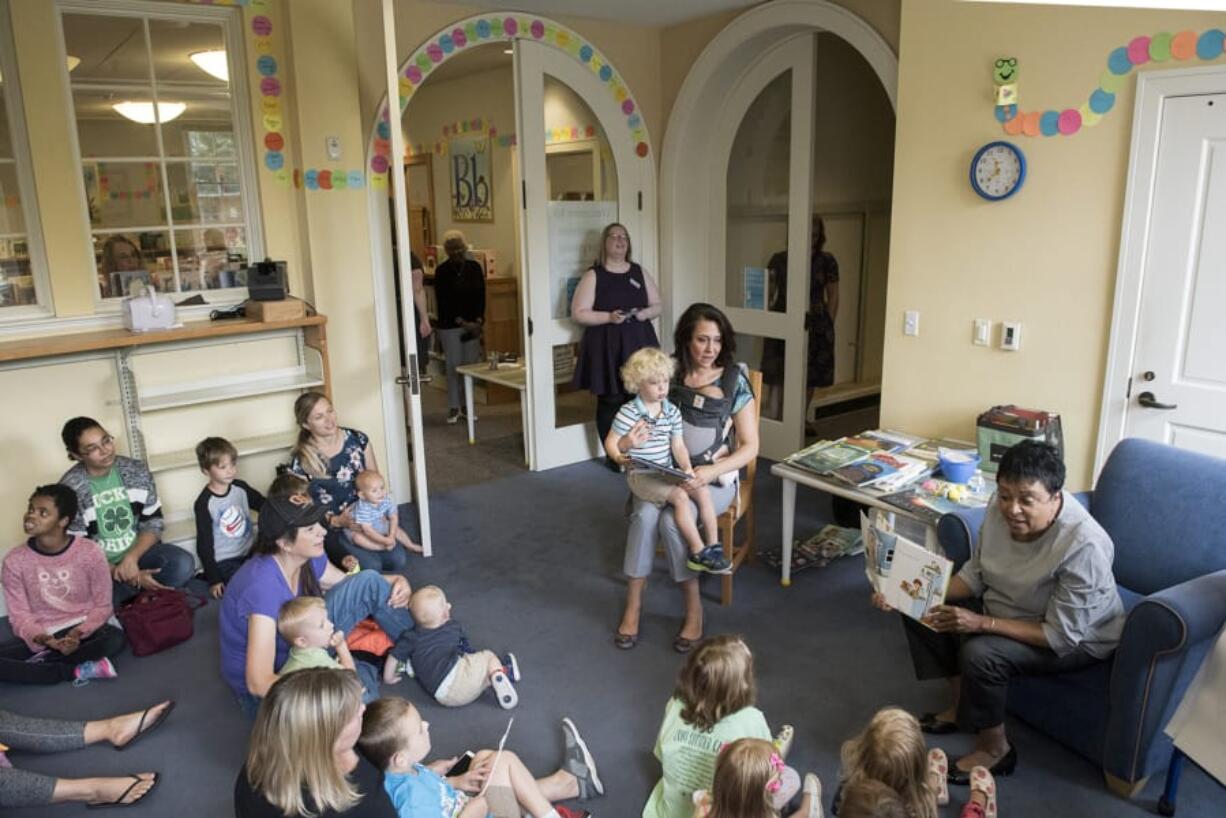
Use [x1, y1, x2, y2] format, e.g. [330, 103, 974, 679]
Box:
[999, 26, 1226, 138]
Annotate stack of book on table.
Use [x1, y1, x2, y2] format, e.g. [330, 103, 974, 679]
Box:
[787, 429, 930, 490]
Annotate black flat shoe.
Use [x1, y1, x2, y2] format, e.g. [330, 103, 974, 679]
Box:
[919, 711, 958, 735]
[948, 746, 1017, 785]
[673, 632, 702, 653]
[613, 631, 638, 650]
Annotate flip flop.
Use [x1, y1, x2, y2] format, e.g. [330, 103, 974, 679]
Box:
[116, 701, 175, 751]
[87, 773, 159, 809]
[613, 631, 638, 650]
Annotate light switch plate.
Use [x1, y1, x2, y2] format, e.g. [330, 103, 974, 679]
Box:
[325, 135, 341, 160]
[973, 319, 991, 346]
[903, 310, 920, 337]
[1001, 321, 1022, 351]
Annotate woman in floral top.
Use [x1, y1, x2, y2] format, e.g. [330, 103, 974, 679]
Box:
[288, 393, 418, 571]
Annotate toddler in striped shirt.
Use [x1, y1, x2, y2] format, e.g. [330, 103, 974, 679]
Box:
[606, 348, 730, 574]
[353, 469, 423, 556]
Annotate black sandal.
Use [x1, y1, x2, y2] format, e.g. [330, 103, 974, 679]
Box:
[87, 773, 159, 809]
[614, 631, 638, 649]
[919, 711, 958, 735]
[673, 632, 702, 654]
[116, 700, 175, 751]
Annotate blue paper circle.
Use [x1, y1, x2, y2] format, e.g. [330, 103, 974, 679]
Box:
[377, 120, 391, 139]
[257, 55, 277, 76]
[1107, 47, 1133, 76]
[264, 151, 283, 170]
[579, 44, 593, 63]
[305, 170, 318, 190]
[598, 64, 612, 81]
[440, 33, 454, 53]
[476, 19, 491, 39]
[627, 114, 641, 128]
[1196, 29, 1225, 61]
[348, 171, 363, 189]
[1040, 110, 1060, 136]
[1089, 88, 1115, 114]
[995, 104, 1018, 123]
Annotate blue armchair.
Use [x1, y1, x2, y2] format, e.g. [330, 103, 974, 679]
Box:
[936, 438, 1226, 797]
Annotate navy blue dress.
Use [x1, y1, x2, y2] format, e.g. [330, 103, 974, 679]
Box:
[573, 263, 659, 397]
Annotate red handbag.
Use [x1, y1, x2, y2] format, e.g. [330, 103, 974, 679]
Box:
[117, 589, 205, 656]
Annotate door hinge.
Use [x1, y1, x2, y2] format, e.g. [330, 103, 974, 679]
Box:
[528, 317, 534, 336]
[637, 190, 642, 211]
[1125, 375, 1133, 399]
[522, 180, 527, 209]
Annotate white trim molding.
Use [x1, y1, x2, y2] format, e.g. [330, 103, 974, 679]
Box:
[1095, 64, 1226, 479]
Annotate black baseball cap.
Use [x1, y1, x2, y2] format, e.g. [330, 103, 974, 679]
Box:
[260, 496, 327, 542]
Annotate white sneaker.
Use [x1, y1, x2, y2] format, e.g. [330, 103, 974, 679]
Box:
[446, 409, 461, 425]
[490, 669, 518, 709]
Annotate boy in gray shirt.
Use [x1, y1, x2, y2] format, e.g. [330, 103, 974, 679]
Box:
[193, 437, 265, 598]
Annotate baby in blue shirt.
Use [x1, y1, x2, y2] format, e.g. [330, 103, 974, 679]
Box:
[352, 469, 422, 555]
[358, 696, 604, 818]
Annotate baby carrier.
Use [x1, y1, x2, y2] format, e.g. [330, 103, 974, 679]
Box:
[670, 363, 748, 486]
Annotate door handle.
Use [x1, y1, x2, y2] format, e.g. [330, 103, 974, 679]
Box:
[1137, 391, 1177, 410]
[396, 374, 434, 385]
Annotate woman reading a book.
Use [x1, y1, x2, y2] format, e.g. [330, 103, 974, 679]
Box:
[615, 303, 759, 653]
[872, 441, 1125, 784]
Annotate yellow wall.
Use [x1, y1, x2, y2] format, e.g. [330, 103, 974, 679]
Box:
[881, 0, 1226, 489]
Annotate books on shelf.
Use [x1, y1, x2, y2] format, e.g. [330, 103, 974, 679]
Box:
[861, 512, 952, 624]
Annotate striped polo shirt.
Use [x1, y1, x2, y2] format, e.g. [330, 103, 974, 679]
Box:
[612, 396, 683, 466]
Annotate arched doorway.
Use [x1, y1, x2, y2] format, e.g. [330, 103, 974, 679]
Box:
[661, 0, 898, 459]
[363, 13, 658, 540]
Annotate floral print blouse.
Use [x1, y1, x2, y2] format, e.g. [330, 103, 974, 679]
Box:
[287, 427, 370, 514]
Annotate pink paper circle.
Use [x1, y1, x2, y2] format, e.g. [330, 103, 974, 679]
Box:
[260, 77, 281, 96]
[621, 99, 635, 115]
[531, 20, 545, 39]
[406, 66, 422, 84]
[427, 43, 443, 63]
[251, 16, 272, 37]
[1128, 36, 1151, 65]
[1057, 108, 1082, 135]
[371, 155, 389, 173]
[504, 18, 518, 37]
[452, 28, 467, 48]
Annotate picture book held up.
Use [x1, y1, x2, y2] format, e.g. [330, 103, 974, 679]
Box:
[860, 512, 952, 624]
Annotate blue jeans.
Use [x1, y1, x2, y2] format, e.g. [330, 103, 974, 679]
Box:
[344, 538, 411, 572]
[324, 570, 415, 645]
[112, 542, 197, 605]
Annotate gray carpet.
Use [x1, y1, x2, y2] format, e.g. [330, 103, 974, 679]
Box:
[1, 460, 1220, 817]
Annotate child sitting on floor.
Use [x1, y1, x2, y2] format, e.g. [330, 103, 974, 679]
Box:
[193, 436, 265, 599]
[644, 635, 798, 818]
[358, 696, 603, 818]
[276, 596, 379, 702]
[352, 469, 423, 563]
[837, 708, 997, 818]
[834, 777, 908, 818]
[383, 585, 519, 709]
[692, 738, 822, 818]
[605, 347, 729, 574]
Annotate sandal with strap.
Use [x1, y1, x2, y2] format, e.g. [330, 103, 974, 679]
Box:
[928, 747, 949, 806]
[116, 701, 175, 751]
[613, 631, 639, 650]
[87, 773, 159, 810]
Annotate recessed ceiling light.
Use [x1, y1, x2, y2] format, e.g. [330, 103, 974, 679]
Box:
[113, 101, 187, 124]
[190, 49, 228, 82]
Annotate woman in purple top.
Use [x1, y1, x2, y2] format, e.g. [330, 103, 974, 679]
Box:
[571, 223, 663, 470]
[218, 497, 414, 717]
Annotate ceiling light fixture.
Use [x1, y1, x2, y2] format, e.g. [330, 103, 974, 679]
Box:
[503, 48, 513, 54]
[112, 101, 187, 124]
[189, 49, 229, 82]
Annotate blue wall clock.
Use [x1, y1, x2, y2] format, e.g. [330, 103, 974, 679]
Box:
[970, 141, 1026, 201]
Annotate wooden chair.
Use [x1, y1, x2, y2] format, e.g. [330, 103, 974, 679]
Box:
[718, 368, 762, 606]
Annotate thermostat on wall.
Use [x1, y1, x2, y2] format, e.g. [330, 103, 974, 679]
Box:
[1001, 322, 1022, 351]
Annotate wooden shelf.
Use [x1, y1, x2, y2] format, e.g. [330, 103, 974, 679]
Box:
[147, 430, 298, 474]
[137, 365, 324, 412]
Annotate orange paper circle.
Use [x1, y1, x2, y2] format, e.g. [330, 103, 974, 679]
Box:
[1003, 110, 1025, 135]
[1022, 111, 1041, 137]
[1171, 30, 1197, 60]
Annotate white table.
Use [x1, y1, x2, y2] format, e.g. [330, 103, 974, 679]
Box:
[770, 460, 945, 586]
[456, 361, 531, 463]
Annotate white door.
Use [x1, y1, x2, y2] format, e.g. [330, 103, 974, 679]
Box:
[1120, 92, 1226, 457]
[711, 34, 815, 460]
[514, 39, 655, 471]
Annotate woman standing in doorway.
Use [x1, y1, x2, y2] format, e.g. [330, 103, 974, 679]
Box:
[571, 223, 662, 470]
[434, 230, 486, 426]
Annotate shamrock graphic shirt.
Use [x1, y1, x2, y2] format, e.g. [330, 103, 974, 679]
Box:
[89, 467, 137, 563]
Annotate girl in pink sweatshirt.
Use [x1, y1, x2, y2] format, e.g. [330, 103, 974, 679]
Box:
[0, 484, 124, 685]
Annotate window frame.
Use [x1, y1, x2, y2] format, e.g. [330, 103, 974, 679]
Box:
[0, 0, 55, 321]
[57, 0, 264, 313]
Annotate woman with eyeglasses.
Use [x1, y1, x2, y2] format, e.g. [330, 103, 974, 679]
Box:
[570, 223, 663, 470]
[57, 416, 195, 606]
